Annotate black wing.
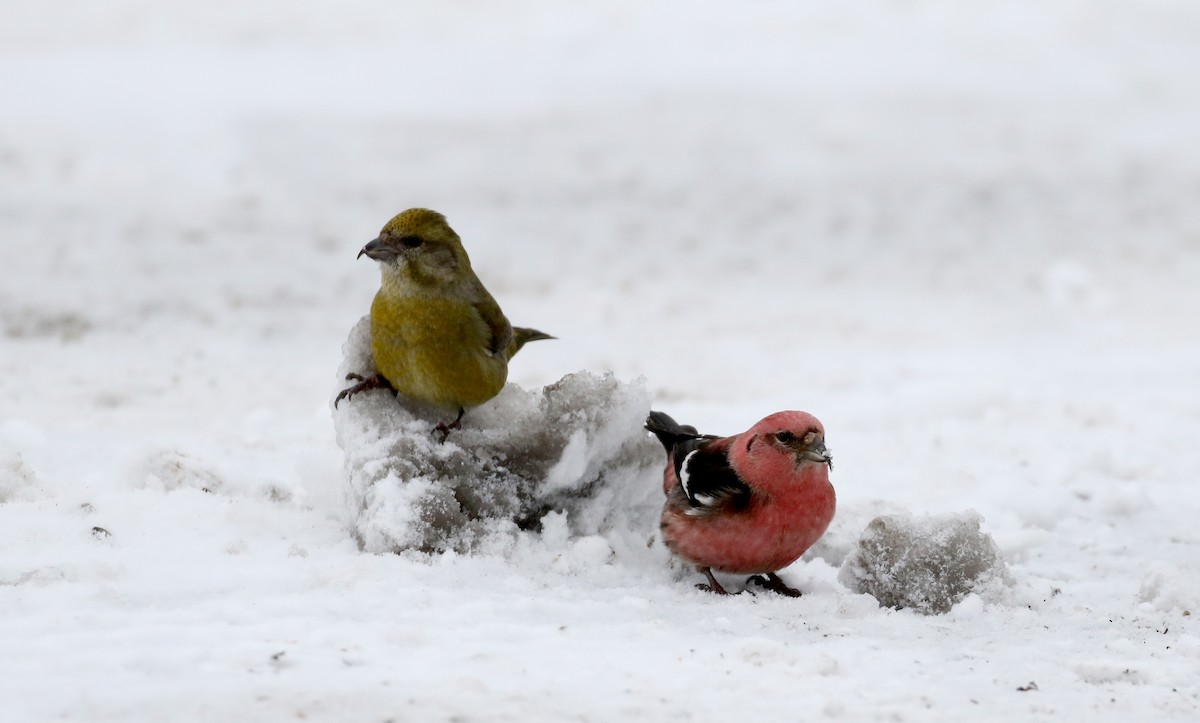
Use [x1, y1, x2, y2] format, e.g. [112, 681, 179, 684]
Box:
[675, 438, 752, 513]
[647, 410, 751, 513]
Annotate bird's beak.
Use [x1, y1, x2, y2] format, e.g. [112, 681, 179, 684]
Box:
[794, 434, 833, 471]
[357, 237, 388, 261]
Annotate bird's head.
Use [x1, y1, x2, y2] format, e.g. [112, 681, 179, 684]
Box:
[358, 208, 471, 286]
[745, 411, 833, 472]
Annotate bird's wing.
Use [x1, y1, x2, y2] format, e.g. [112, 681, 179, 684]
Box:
[674, 437, 752, 513]
[646, 410, 704, 451]
[471, 287, 513, 356]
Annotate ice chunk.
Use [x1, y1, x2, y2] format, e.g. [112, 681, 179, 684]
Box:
[331, 316, 662, 555]
[838, 511, 1011, 615]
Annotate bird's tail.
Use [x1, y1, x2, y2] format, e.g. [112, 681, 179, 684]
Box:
[644, 410, 703, 452]
[504, 327, 555, 361]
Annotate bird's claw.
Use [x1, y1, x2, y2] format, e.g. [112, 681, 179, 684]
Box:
[334, 373, 394, 409]
[432, 408, 466, 444]
[746, 573, 802, 598]
[695, 567, 734, 595]
[433, 423, 455, 444]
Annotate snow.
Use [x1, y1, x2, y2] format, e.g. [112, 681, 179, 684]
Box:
[3, 1, 1200, 721]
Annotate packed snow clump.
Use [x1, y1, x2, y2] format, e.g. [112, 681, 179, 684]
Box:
[839, 511, 1012, 615]
[332, 317, 663, 555]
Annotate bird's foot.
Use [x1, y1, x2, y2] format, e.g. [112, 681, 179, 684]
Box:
[746, 572, 802, 598]
[432, 420, 460, 444]
[334, 373, 395, 408]
[432, 407, 467, 444]
[695, 567, 732, 595]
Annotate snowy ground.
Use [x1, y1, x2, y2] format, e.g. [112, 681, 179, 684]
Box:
[3, 1, 1200, 720]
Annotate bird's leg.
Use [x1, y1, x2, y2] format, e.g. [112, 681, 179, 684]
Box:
[746, 572, 802, 598]
[433, 407, 466, 444]
[695, 567, 731, 595]
[334, 373, 396, 408]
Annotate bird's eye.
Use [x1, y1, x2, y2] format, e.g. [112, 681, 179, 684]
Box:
[399, 235, 424, 248]
[776, 431, 796, 444]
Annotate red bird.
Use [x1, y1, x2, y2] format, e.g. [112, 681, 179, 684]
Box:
[645, 410, 835, 596]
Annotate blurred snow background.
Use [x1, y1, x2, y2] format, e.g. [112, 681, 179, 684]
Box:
[2, 0, 1200, 720]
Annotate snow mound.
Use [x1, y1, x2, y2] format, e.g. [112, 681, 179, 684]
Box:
[331, 316, 663, 556]
[1138, 562, 1200, 615]
[0, 421, 46, 503]
[838, 511, 1012, 615]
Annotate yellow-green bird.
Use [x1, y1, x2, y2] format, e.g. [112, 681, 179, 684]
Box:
[335, 208, 552, 438]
